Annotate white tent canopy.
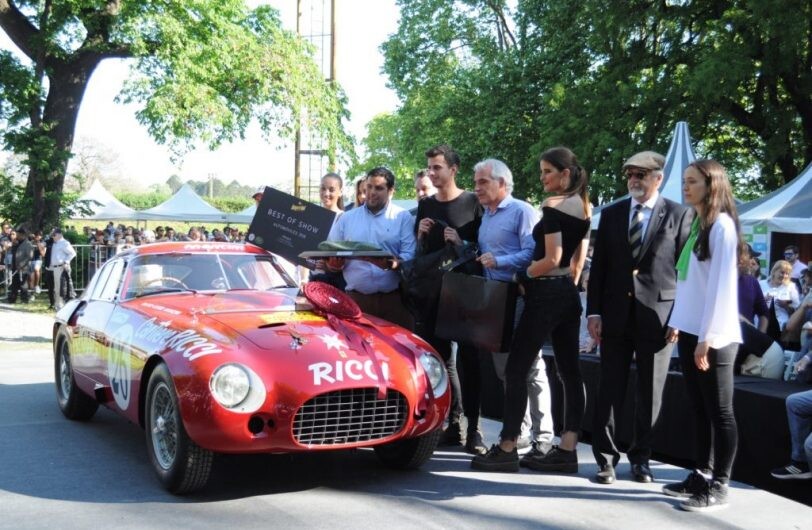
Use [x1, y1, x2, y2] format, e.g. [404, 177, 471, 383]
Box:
[137, 184, 230, 223]
[591, 121, 696, 229]
[72, 180, 139, 221]
[739, 160, 812, 234]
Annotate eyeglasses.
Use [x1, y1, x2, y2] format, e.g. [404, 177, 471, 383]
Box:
[784, 252, 795, 257]
[625, 169, 651, 180]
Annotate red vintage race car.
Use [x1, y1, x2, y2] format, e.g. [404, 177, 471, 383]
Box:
[53, 242, 450, 493]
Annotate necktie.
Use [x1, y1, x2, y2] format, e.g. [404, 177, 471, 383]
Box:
[629, 204, 644, 260]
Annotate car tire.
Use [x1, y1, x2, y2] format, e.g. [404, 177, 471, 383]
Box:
[374, 428, 442, 470]
[145, 363, 213, 494]
[54, 338, 98, 421]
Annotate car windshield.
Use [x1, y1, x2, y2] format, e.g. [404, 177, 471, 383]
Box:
[122, 252, 296, 299]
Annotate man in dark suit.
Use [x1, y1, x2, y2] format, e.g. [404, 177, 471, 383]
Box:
[587, 151, 692, 484]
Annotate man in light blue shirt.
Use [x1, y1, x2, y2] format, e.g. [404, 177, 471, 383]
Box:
[327, 167, 416, 329]
[474, 158, 554, 460]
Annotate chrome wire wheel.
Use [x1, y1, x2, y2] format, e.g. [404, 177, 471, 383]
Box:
[149, 381, 179, 470]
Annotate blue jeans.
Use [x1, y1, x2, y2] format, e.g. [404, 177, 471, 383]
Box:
[786, 389, 812, 465]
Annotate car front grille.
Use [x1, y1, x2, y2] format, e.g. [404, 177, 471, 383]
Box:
[293, 388, 407, 446]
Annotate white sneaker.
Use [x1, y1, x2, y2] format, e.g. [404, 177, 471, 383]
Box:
[35, 286, 41, 294]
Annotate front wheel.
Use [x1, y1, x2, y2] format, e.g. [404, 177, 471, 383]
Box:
[374, 428, 442, 470]
[144, 363, 213, 494]
[54, 338, 98, 421]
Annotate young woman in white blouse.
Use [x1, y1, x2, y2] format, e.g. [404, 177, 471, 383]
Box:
[665, 160, 744, 512]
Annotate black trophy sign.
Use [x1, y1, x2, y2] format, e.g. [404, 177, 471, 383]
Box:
[246, 187, 337, 268]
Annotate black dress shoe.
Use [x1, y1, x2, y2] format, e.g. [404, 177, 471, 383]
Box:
[438, 422, 464, 447]
[632, 462, 653, 483]
[596, 463, 616, 484]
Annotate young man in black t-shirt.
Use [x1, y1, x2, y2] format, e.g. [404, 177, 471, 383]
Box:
[414, 144, 485, 454]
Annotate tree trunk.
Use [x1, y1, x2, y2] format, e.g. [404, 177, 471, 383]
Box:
[27, 54, 101, 231]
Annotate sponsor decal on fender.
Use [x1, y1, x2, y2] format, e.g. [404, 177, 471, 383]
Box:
[259, 311, 325, 325]
[308, 359, 390, 386]
[108, 323, 134, 410]
[135, 317, 222, 361]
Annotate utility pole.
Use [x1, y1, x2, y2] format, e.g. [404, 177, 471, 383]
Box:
[294, 0, 336, 201]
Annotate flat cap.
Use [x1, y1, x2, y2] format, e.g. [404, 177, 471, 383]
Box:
[623, 151, 665, 171]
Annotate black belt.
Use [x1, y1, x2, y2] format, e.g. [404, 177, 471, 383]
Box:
[530, 274, 571, 281]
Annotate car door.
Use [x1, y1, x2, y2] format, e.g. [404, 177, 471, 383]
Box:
[70, 259, 122, 390]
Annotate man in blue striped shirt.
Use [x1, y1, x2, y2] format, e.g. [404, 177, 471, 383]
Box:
[473, 158, 554, 461]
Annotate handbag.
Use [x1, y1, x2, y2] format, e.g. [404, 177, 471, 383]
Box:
[434, 271, 519, 352]
[399, 242, 481, 327]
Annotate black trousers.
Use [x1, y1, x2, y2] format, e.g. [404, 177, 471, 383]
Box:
[457, 344, 486, 434]
[502, 277, 584, 440]
[8, 270, 30, 303]
[591, 330, 672, 467]
[678, 332, 738, 483]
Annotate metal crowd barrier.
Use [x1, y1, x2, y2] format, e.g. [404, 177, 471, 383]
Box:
[1, 243, 115, 297]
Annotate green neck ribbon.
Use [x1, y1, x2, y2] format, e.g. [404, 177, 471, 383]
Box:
[676, 217, 700, 281]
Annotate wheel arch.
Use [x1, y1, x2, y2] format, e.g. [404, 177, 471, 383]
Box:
[138, 355, 167, 429]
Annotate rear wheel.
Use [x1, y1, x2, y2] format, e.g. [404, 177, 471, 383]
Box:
[145, 363, 213, 494]
[54, 338, 98, 421]
[374, 428, 442, 470]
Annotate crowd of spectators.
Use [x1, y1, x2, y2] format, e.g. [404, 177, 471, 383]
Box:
[736, 243, 811, 383]
[1, 220, 249, 299]
[79, 222, 247, 249]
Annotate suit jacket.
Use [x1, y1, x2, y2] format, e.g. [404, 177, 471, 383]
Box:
[586, 195, 692, 353]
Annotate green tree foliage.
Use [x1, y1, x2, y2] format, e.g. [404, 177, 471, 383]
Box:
[116, 191, 169, 210]
[347, 112, 425, 197]
[0, 0, 354, 231]
[371, 0, 811, 204]
[209, 196, 251, 213]
[165, 175, 183, 194]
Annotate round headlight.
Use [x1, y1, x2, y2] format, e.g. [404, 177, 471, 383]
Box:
[210, 363, 251, 408]
[420, 353, 448, 397]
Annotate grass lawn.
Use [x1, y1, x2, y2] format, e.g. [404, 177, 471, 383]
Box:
[1, 294, 56, 315]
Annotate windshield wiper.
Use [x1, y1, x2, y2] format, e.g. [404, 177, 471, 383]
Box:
[134, 287, 197, 298]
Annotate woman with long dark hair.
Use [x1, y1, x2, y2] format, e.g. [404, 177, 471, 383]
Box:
[472, 146, 591, 472]
[665, 159, 743, 512]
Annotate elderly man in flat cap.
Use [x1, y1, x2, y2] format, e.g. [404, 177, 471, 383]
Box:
[587, 151, 693, 485]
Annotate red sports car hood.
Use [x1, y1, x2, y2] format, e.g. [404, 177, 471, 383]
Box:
[127, 290, 427, 357]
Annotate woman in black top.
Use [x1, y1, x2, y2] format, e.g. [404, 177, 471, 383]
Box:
[472, 146, 591, 472]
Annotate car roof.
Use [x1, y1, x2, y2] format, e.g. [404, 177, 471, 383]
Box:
[117, 241, 269, 258]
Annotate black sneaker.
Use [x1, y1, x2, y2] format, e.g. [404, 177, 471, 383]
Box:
[522, 445, 577, 473]
[662, 470, 708, 498]
[438, 422, 464, 447]
[519, 442, 551, 468]
[471, 444, 519, 472]
[771, 461, 812, 480]
[680, 480, 728, 513]
[464, 430, 487, 455]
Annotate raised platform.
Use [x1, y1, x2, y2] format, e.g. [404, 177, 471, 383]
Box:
[476, 353, 812, 506]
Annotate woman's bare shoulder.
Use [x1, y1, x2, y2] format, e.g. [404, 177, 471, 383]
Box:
[554, 195, 587, 219]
